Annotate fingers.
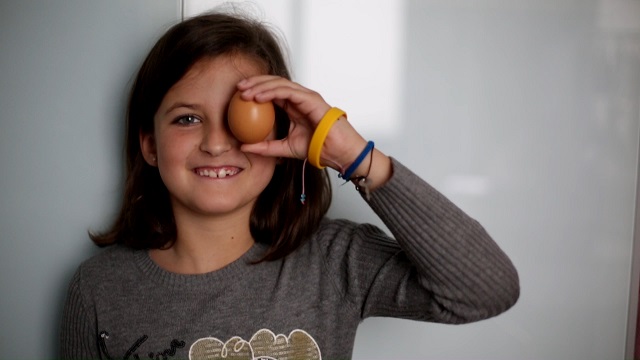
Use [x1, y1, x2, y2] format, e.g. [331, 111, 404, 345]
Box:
[237, 75, 301, 94]
[236, 76, 370, 170]
[237, 76, 330, 124]
[237, 76, 304, 103]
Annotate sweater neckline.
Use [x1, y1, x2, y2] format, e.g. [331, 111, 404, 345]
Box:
[132, 242, 269, 289]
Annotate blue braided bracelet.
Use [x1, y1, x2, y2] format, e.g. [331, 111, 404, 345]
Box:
[339, 140, 375, 181]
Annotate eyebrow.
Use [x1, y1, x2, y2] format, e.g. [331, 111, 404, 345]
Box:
[162, 102, 202, 116]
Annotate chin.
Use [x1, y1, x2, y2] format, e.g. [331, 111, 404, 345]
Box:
[193, 200, 255, 218]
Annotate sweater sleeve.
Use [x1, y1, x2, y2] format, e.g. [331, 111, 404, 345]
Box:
[340, 158, 519, 324]
[59, 267, 100, 359]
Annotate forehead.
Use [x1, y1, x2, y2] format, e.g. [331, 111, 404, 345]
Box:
[155, 54, 267, 117]
[179, 54, 267, 85]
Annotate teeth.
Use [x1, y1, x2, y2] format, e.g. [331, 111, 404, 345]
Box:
[197, 168, 238, 178]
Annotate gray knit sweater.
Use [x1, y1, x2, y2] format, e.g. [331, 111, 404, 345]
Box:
[60, 159, 519, 360]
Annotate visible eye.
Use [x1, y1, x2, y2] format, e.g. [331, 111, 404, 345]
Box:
[174, 114, 201, 125]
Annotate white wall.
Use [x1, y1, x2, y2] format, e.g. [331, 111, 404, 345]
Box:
[348, 1, 640, 359]
[349, 1, 640, 358]
[0, 1, 180, 358]
[1, 1, 639, 359]
[188, 0, 640, 359]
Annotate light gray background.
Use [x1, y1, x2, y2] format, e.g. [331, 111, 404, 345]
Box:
[1, 1, 639, 359]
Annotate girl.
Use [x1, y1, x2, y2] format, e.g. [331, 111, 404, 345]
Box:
[60, 11, 519, 360]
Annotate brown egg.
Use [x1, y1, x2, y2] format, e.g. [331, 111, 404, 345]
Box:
[227, 91, 275, 144]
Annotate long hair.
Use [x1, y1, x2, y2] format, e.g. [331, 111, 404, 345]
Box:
[91, 12, 332, 261]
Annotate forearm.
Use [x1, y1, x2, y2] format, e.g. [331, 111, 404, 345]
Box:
[365, 158, 520, 322]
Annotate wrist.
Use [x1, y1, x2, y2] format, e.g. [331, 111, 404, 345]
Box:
[319, 117, 368, 170]
[322, 121, 392, 194]
[338, 141, 374, 181]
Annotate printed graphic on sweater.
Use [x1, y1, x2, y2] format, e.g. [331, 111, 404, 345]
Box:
[189, 329, 321, 360]
[98, 331, 186, 360]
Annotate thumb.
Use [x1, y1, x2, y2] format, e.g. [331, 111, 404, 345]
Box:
[241, 139, 300, 159]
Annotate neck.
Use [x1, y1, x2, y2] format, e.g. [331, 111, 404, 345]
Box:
[149, 209, 255, 274]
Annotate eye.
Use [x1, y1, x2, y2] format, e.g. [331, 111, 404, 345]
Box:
[174, 114, 201, 125]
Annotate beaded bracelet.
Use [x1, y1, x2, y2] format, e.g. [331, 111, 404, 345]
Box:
[339, 140, 375, 181]
[308, 107, 346, 169]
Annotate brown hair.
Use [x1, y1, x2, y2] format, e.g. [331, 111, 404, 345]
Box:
[91, 12, 332, 261]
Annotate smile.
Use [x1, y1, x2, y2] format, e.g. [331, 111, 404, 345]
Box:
[195, 167, 241, 178]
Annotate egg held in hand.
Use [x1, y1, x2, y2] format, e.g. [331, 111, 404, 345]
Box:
[227, 91, 276, 144]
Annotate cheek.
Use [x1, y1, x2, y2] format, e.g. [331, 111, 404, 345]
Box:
[156, 133, 192, 161]
[154, 135, 195, 180]
[250, 155, 277, 185]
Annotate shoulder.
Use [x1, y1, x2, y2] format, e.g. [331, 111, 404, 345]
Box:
[63, 246, 138, 313]
[78, 245, 136, 272]
[71, 245, 139, 290]
[308, 218, 399, 260]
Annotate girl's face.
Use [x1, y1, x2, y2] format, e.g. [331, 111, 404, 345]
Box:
[141, 55, 277, 221]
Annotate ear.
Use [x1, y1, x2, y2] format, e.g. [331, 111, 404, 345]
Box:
[139, 130, 157, 166]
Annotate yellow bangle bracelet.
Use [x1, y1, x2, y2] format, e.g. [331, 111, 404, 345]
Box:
[307, 107, 346, 169]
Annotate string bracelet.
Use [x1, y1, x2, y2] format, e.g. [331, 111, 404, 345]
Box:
[338, 140, 375, 182]
[353, 149, 374, 200]
[308, 107, 346, 169]
[300, 158, 308, 204]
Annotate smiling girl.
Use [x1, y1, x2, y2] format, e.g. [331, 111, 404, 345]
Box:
[60, 11, 519, 360]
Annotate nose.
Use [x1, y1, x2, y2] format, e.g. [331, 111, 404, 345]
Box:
[199, 120, 235, 156]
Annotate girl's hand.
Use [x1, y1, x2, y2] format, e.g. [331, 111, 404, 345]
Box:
[236, 75, 391, 189]
[235, 76, 328, 160]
